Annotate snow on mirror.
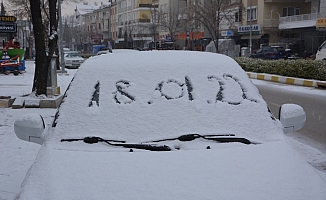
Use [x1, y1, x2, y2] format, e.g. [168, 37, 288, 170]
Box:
[279, 104, 306, 134]
[14, 113, 45, 144]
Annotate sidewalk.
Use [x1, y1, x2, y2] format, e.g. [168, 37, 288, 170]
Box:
[247, 72, 326, 88]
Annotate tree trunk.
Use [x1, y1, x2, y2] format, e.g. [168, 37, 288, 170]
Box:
[30, 0, 48, 96]
[47, 0, 58, 70]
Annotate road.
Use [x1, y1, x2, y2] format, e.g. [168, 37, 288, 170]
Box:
[253, 80, 326, 154]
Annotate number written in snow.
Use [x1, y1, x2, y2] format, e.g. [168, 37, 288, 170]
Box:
[91, 75, 257, 106]
[155, 76, 194, 101]
[208, 74, 257, 105]
[113, 80, 135, 104]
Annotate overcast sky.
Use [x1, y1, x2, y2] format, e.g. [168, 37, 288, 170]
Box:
[3, 0, 104, 16]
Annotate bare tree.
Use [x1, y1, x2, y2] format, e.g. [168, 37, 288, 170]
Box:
[187, 0, 244, 53]
[6, 0, 81, 96]
[157, 4, 180, 48]
[29, 0, 48, 95]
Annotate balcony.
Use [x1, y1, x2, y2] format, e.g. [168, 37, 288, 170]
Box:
[278, 12, 326, 29]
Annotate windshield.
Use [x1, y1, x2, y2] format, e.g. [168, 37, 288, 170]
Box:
[50, 51, 279, 144]
[65, 52, 81, 57]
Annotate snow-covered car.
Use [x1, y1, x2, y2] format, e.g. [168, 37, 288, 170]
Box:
[63, 51, 84, 69]
[14, 50, 326, 199]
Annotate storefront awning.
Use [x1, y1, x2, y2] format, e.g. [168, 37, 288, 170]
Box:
[279, 20, 315, 30]
[241, 35, 262, 40]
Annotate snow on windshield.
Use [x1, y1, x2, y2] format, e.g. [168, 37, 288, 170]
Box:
[47, 50, 284, 143]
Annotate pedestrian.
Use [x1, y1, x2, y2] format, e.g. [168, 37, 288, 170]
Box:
[6, 34, 20, 50]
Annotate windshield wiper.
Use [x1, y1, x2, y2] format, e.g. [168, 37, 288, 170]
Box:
[61, 137, 171, 151]
[61, 134, 252, 152]
[148, 134, 252, 145]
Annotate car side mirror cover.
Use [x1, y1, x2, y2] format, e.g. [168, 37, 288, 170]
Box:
[14, 113, 45, 145]
[279, 104, 306, 134]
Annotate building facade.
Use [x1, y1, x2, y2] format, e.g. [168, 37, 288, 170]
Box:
[71, 0, 326, 55]
[242, 0, 326, 56]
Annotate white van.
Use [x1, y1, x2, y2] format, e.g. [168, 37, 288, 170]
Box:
[315, 41, 326, 60]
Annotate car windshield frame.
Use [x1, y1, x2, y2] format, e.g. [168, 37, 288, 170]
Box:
[65, 52, 82, 58]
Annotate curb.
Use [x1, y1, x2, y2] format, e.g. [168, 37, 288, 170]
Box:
[1, 95, 63, 109]
[247, 72, 326, 88]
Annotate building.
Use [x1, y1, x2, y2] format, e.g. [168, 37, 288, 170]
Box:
[156, 0, 187, 49]
[110, 0, 118, 46]
[74, 3, 100, 51]
[242, 0, 326, 56]
[116, 0, 157, 48]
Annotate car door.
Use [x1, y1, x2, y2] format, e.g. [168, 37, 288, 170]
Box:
[316, 41, 326, 60]
[254, 48, 264, 58]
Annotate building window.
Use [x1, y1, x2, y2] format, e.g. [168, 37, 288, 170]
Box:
[247, 7, 257, 21]
[282, 7, 300, 17]
[235, 9, 242, 22]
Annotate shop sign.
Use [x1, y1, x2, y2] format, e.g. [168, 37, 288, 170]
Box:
[221, 30, 234, 37]
[166, 36, 173, 43]
[0, 16, 16, 23]
[238, 24, 260, 33]
[0, 23, 16, 33]
[91, 34, 103, 39]
[316, 18, 326, 28]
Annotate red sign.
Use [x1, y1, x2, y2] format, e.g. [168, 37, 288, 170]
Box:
[91, 34, 103, 39]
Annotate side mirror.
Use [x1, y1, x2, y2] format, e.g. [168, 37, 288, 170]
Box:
[279, 104, 306, 134]
[14, 113, 45, 145]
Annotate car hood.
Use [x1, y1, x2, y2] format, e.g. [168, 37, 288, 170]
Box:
[17, 140, 326, 200]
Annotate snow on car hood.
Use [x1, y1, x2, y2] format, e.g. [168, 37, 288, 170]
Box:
[47, 50, 283, 143]
[17, 140, 326, 200]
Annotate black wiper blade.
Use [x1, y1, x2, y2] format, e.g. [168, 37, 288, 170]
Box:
[113, 143, 171, 151]
[151, 133, 236, 142]
[61, 137, 171, 151]
[148, 134, 252, 145]
[203, 137, 251, 145]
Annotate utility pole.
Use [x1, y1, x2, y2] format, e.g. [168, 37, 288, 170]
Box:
[58, 0, 66, 73]
[153, 7, 156, 49]
[249, 0, 252, 53]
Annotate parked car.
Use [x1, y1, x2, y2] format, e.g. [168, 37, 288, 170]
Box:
[64, 51, 85, 69]
[250, 45, 287, 60]
[315, 40, 326, 60]
[14, 50, 326, 199]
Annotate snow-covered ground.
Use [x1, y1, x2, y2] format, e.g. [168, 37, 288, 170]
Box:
[0, 61, 77, 200]
[0, 60, 325, 200]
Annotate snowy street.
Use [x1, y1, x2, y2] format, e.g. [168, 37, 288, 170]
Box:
[0, 61, 76, 200]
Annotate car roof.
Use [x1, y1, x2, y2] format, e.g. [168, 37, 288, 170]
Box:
[50, 50, 279, 143]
